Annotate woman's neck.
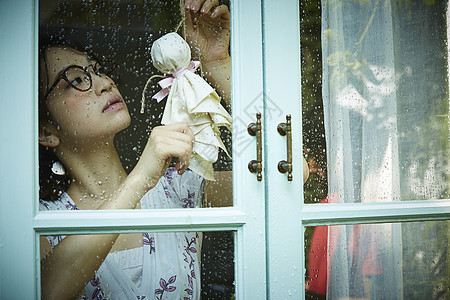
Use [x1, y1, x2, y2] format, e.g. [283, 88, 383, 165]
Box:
[56, 137, 128, 210]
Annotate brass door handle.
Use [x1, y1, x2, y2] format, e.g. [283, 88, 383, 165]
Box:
[248, 113, 262, 181]
[277, 115, 293, 181]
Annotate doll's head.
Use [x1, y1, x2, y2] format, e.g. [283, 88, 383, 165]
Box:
[151, 32, 191, 74]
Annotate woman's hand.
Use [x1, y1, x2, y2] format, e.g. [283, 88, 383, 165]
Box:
[184, 1, 232, 108]
[184, 0, 230, 63]
[133, 122, 194, 187]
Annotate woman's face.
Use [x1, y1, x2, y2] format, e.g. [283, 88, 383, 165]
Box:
[42, 46, 131, 144]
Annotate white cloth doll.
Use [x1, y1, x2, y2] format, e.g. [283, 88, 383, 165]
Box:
[141, 32, 231, 181]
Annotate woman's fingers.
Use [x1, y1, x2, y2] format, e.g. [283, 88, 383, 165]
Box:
[185, 0, 225, 22]
[152, 129, 193, 146]
[184, 0, 230, 62]
[134, 122, 195, 185]
[154, 138, 192, 174]
[210, 5, 230, 20]
[199, 0, 220, 14]
[153, 132, 193, 155]
[150, 122, 194, 173]
[185, 0, 213, 33]
[156, 139, 191, 163]
[185, 0, 218, 13]
[185, 5, 194, 31]
[163, 122, 195, 141]
[175, 159, 190, 175]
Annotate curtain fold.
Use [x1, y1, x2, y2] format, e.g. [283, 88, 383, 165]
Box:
[321, 0, 449, 298]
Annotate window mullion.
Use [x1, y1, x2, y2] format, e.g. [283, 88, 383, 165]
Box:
[34, 208, 246, 234]
[262, 0, 305, 298]
[231, 0, 267, 298]
[0, 0, 37, 298]
[302, 200, 450, 226]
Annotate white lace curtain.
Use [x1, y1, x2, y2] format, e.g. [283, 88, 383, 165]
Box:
[322, 0, 449, 299]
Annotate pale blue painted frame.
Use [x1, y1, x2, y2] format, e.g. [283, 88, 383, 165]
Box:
[260, 1, 450, 300]
[262, 1, 305, 298]
[0, 0, 38, 298]
[0, 0, 267, 299]
[1, 0, 449, 299]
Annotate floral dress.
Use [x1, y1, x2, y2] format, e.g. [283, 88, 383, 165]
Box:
[40, 168, 205, 300]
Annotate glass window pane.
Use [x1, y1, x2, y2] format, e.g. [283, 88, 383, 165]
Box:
[300, 0, 328, 204]
[40, 230, 235, 299]
[39, 0, 232, 208]
[301, 0, 449, 203]
[305, 221, 449, 299]
[201, 231, 235, 298]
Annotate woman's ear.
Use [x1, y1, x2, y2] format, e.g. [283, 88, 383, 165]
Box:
[39, 122, 60, 148]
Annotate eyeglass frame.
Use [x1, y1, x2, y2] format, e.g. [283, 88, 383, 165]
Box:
[44, 62, 117, 99]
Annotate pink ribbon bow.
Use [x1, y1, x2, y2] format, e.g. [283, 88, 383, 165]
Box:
[152, 61, 200, 103]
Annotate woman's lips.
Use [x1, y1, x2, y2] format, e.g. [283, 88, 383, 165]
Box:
[103, 95, 125, 113]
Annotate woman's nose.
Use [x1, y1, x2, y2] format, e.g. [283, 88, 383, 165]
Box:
[93, 74, 114, 96]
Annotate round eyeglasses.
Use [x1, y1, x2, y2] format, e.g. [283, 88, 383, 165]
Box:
[44, 62, 117, 99]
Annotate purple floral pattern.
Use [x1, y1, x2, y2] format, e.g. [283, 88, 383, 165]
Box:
[155, 275, 177, 299]
[143, 232, 155, 254]
[182, 234, 199, 299]
[163, 185, 172, 199]
[39, 166, 205, 299]
[163, 167, 177, 184]
[181, 190, 196, 208]
[39, 199, 50, 210]
[89, 275, 106, 300]
[65, 201, 79, 210]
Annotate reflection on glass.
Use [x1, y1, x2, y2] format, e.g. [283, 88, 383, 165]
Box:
[305, 221, 449, 299]
[302, 0, 449, 203]
[201, 231, 235, 298]
[300, 0, 327, 204]
[40, 231, 235, 299]
[38, 0, 232, 210]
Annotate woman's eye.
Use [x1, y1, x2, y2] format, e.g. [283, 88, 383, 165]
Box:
[70, 77, 83, 87]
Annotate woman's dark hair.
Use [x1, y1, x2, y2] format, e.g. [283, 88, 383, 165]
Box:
[38, 42, 73, 201]
[38, 40, 109, 200]
[39, 145, 70, 201]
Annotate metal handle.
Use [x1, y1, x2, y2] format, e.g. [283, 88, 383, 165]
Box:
[248, 113, 262, 181]
[277, 114, 293, 181]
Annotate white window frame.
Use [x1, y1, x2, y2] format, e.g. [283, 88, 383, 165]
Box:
[1, 0, 268, 299]
[261, 1, 450, 298]
[0, 1, 449, 299]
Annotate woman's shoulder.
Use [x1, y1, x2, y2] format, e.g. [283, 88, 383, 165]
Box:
[39, 193, 76, 249]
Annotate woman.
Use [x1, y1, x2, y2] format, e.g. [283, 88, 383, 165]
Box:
[39, 1, 231, 299]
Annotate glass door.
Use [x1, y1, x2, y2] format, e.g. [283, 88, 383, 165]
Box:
[1, 0, 267, 299]
[1, 0, 449, 299]
[261, 1, 306, 298]
[297, 0, 450, 299]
